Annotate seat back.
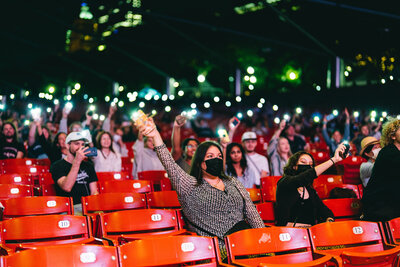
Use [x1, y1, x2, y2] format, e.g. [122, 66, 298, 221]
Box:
[1, 196, 73, 219]
[1, 244, 119, 267]
[96, 172, 131, 182]
[386, 217, 400, 245]
[315, 184, 360, 199]
[313, 175, 343, 187]
[0, 173, 34, 186]
[0, 184, 33, 200]
[137, 170, 168, 181]
[146, 190, 181, 209]
[118, 235, 219, 266]
[0, 158, 37, 167]
[260, 176, 281, 202]
[37, 172, 55, 186]
[255, 202, 275, 226]
[98, 180, 152, 194]
[81, 193, 146, 215]
[311, 151, 331, 165]
[1, 164, 49, 175]
[246, 188, 262, 203]
[322, 198, 362, 220]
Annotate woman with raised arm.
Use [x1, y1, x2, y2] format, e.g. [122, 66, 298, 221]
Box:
[137, 118, 265, 260]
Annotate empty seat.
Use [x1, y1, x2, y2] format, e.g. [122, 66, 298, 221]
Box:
[98, 180, 152, 194]
[314, 183, 361, 199]
[322, 198, 362, 221]
[1, 165, 49, 175]
[146, 191, 181, 209]
[0, 174, 34, 186]
[0, 184, 33, 201]
[246, 188, 262, 203]
[260, 176, 281, 202]
[96, 172, 131, 182]
[313, 174, 343, 187]
[255, 202, 275, 226]
[137, 170, 169, 191]
[385, 217, 400, 245]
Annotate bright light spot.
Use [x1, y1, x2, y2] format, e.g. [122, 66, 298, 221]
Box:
[54, 99, 59, 105]
[371, 110, 377, 117]
[390, 76, 394, 80]
[100, 115, 105, 121]
[204, 102, 210, 108]
[152, 110, 157, 115]
[46, 107, 51, 113]
[371, 117, 376, 122]
[247, 110, 253, 117]
[28, 103, 33, 109]
[111, 102, 116, 107]
[190, 103, 197, 109]
[89, 98, 94, 104]
[225, 101, 231, 107]
[129, 97, 136, 102]
[66, 95, 72, 101]
[244, 75, 250, 81]
[190, 109, 197, 116]
[274, 117, 280, 124]
[0, 104, 4, 110]
[381, 79, 386, 84]
[397, 115, 400, 120]
[127, 92, 132, 98]
[88, 105, 95, 111]
[161, 94, 168, 101]
[173, 82, 179, 88]
[165, 106, 171, 112]
[49, 86, 55, 94]
[118, 101, 124, 107]
[48, 95, 53, 100]
[139, 102, 145, 108]
[313, 116, 320, 123]
[382, 111, 387, 118]
[316, 85, 321, 91]
[248, 85, 254, 90]
[346, 66, 352, 72]
[144, 94, 152, 101]
[113, 98, 118, 103]
[74, 83, 81, 90]
[25, 91, 30, 96]
[132, 91, 138, 97]
[237, 112, 243, 119]
[213, 96, 220, 102]
[105, 96, 110, 102]
[98, 45, 106, 51]
[332, 109, 339, 116]
[257, 103, 263, 108]
[197, 74, 206, 83]
[24, 120, 30, 126]
[296, 107, 302, 114]
[65, 102, 73, 110]
[260, 98, 265, 104]
[236, 96, 242, 102]
[272, 105, 278, 111]
[247, 66, 255, 74]
[71, 89, 77, 95]
[153, 95, 160, 101]
[288, 72, 297, 80]
[10, 94, 15, 99]
[344, 71, 349, 77]
[39, 93, 45, 98]
[178, 90, 184, 96]
[283, 114, 290, 121]
[169, 95, 175, 100]
[117, 86, 123, 92]
[84, 94, 88, 100]
[93, 114, 99, 120]
[228, 76, 234, 82]
[249, 76, 257, 83]
[353, 111, 359, 118]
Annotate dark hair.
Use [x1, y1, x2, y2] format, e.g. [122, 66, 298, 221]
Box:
[226, 143, 247, 177]
[1, 122, 18, 142]
[283, 151, 315, 176]
[361, 144, 373, 160]
[189, 141, 231, 185]
[96, 131, 115, 154]
[53, 132, 66, 148]
[181, 138, 200, 150]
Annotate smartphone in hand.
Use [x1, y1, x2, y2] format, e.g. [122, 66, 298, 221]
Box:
[232, 117, 240, 126]
[85, 147, 98, 157]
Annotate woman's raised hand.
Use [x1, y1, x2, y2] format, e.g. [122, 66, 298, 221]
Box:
[137, 117, 158, 138]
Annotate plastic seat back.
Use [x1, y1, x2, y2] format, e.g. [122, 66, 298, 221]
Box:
[81, 192, 146, 215]
[1, 196, 73, 219]
[322, 198, 362, 220]
[137, 170, 168, 181]
[119, 235, 220, 266]
[313, 175, 343, 187]
[311, 151, 331, 165]
[255, 202, 275, 226]
[225, 227, 337, 266]
[37, 172, 55, 186]
[146, 190, 181, 209]
[1, 244, 119, 267]
[98, 180, 152, 194]
[315, 184, 360, 199]
[0, 158, 37, 166]
[386, 217, 400, 245]
[0, 174, 34, 186]
[260, 176, 281, 202]
[1, 165, 49, 175]
[246, 188, 262, 203]
[96, 172, 131, 182]
[0, 184, 33, 200]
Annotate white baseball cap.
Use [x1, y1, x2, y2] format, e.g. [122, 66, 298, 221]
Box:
[66, 132, 89, 144]
[241, 131, 257, 142]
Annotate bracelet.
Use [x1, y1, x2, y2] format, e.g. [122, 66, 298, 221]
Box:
[330, 158, 335, 165]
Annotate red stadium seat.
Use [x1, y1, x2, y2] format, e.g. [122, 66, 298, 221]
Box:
[246, 188, 262, 203]
[0, 184, 33, 200]
[40, 184, 57, 196]
[0, 174, 34, 186]
[137, 170, 168, 191]
[385, 217, 400, 245]
[310, 151, 331, 165]
[81, 193, 146, 215]
[159, 178, 173, 191]
[98, 180, 152, 194]
[313, 174, 343, 187]
[146, 190, 181, 209]
[1, 165, 49, 175]
[255, 202, 275, 226]
[0, 158, 37, 166]
[314, 183, 361, 199]
[260, 176, 281, 202]
[336, 156, 366, 184]
[322, 198, 362, 221]
[96, 172, 131, 182]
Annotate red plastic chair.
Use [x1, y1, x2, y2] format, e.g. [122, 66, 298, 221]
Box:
[82, 193, 146, 215]
[314, 184, 361, 199]
[313, 174, 343, 187]
[385, 217, 400, 245]
[137, 170, 169, 191]
[225, 227, 340, 266]
[118, 235, 228, 267]
[322, 198, 362, 221]
[255, 202, 275, 226]
[159, 178, 173, 191]
[336, 156, 366, 184]
[1, 165, 49, 175]
[309, 220, 400, 266]
[0, 184, 33, 200]
[98, 180, 152, 194]
[0, 158, 37, 166]
[260, 176, 281, 202]
[311, 151, 331, 165]
[1, 196, 73, 220]
[97, 209, 187, 245]
[96, 172, 131, 182]
[0, 173, 34, 186]
[246, 188, 262, 203]
[146, 190, 181, 209]
[1, 244, 119, 267]
[40, 184, 57, 196]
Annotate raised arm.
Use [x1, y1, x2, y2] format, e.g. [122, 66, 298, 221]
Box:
[343, 108, 350, 141]
[28, 121, 38, 146]
[171, 115, 186, 161]
[321, 116, 332, 146]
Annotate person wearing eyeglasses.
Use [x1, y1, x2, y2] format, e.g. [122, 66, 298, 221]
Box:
[275, 143, 347, 227]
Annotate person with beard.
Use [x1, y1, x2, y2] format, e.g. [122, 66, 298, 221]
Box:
[171, 115, 199, 173]
[50, 132, 99, 215]
[0, 122, 25, 159]
[137, 118, 264, 261]
[275, 143, 346, 227]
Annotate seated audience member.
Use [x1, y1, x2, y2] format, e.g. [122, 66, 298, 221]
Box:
[93, 131, 121, 172]
[283, 123, 308, 154]
[352, 122, 382, 155]
[322, 108, 350, 157]
[241, 131, 270, 186]
[132, 131, 164, 178]
[27, 120, 52, 159]
[362, 119, 400, 222]
[251, 119, 269, 136]
[275, 144, 347, 227]
[137, 117, 264, 261]
[49, 132, 68, 163]
[359, 136, 381, 187]
[171, 115, 199, 173]
[50, 132, 99, 215]
[0, 122, 25, 159]
[267, 120, 292, 176]
[226, 143, 258, 188]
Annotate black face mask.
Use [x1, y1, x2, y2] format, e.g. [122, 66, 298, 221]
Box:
[204, 157, 223, 176]
[296, 164, 313, 174]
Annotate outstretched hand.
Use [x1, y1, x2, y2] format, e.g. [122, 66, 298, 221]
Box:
[137, 117, 158, 138]
[333, 142, 347, 163]
[174, 115, 186, 127]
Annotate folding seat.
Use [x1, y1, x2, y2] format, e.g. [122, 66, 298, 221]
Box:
[146, 190, 181, 209]
[309, 220, 400, 266]
[0, 184, 33, 200]
[0, 158, 37, 167]
[246, 188, 262, 203]
[314, 183, 361, 199]
[121, 156, 133, 166]
[137, 170, 168, 191]
[225, 227, 340, 266]
[159, 177, 173, 191]
[385, 217, 400, 245]
[255, 202, 275, 226]
[40, 184, 57, 196]
[1, 164, 49, 175]
[260, 176, 281, 202]
[255, 135, 269, 155]
[118, 235, 229, 267]
[310, 151, 331, 165]
[96, 171, 131, 183]
[82, 192, 146, 215]
[97, 209, 187, 245]
[336, 156, 366, 184]
[34, 158, 51, 166]
[313, 174, 343, 187]
[1, 244, 119, 267]
[322, 198, 362, 221]
[0, 173, 34, 186]
[98, 180, 152, 194]
[0, 214, 104, 251]
[1, 196, 73, 220]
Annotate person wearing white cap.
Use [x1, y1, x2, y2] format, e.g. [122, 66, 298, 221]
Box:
[359, 136, 381, 187]
[50, 131, 99, 215]
[241, 131, 270, 186]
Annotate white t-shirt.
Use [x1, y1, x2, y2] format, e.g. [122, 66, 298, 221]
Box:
[132, 140, 164, 179]
[245, 153, 270, 186]
[93, 150, 122, 173]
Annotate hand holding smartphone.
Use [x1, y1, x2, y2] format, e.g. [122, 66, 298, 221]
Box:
[84, 147, 98, 157]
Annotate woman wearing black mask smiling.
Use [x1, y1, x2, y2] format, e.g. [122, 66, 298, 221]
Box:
[275, 143, 347, 227]
[137, 118, 264, 260]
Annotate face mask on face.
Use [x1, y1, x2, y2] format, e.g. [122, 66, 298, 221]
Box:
[204, 157, 223, 176]
[372, 148, 381, 159]
[296, 164, 313, 174]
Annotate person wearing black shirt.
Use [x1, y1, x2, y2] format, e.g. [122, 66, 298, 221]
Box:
[0, 122, 25, 159]
[284, 124, 307, 154]
[50, 132, 98, 215]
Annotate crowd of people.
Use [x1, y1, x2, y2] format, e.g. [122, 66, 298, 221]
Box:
[1, 99, 400, 260]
